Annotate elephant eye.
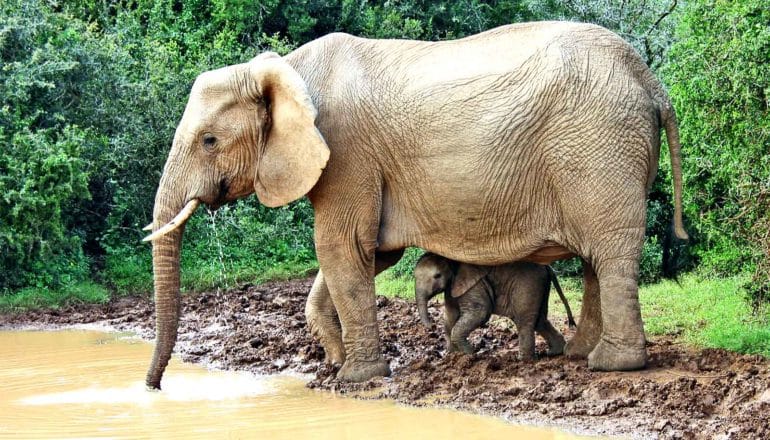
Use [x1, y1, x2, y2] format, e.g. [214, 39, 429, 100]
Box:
[202, 134, 217, 149]
[433, 273, 441, 279]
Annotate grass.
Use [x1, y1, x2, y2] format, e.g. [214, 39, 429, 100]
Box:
[639, 273, 770, 356]
[375, 269, 417, 300]
[0, 282, 110, 312]
[179, 260, 318, 293]
[374, 268, 770, 358]
[104, 249, 318, 295]
[1, 258, 317, 313]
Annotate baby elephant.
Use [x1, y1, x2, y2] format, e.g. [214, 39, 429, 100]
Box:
[414, 253, 576, 360]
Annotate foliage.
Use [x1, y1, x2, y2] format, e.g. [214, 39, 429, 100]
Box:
[106, 198, 317, 294]
[663, 0, 770, 305]
[1, 0, 314, 295]
[1, 2, 99, 291]
[178, 198, 316, 291]
[388, 248, 425, 277]
[0, 126, 92, 291]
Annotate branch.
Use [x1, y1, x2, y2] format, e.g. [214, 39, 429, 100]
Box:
[643, 0, 679, 67]
[646, 0, 678, 37]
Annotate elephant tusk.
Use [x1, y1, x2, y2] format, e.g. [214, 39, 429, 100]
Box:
[142, 223, 153, 231]
[142, 199, 200, 242]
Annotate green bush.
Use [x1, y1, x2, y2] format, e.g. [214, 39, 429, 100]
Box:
[105, 197, 316, 293]
[387, 247, 426, 278]
[0, 126, 91, 291]
[0, 0, 100, 290]
[1, 0, 316, 296]
[179, 198, 316, 288]
[1, 0, 127, 291]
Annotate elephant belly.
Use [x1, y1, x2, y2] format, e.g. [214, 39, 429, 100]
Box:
[378, 208, 574, 265]
[523, 244, 576, 265]
[376, 177, 572, 264]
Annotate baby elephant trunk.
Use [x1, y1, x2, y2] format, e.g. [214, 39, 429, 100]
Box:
[416, 289, 434, 327]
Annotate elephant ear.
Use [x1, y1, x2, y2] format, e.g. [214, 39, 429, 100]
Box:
[450, 264, 491, 298]
[250, 53, 330, 207]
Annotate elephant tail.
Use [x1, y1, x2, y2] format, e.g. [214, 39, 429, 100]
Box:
[661, 104, 689, 241]
[547, 266, 576, 329]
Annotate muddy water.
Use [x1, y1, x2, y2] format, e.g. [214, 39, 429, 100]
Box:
[0, 330, 592, 439]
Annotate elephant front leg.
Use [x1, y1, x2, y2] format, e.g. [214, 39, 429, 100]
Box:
[449, 306, 488, 355]
[316, 243, 390, 382]
[443, 298, 460, 352]
[305, 250, 405, 366]
[305, 270, 345, 365]
[565, 259, 602, 358]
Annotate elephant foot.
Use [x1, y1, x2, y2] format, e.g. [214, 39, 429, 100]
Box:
[587, 339, 647, 371]
[323, 344, 346, 365]
[336, 357, 391, 382]
[449, 340, 475, 355]
[518, 352, 535, 362]
[565, 328, 600, 358]
[547, 338, 566, 356]
[565, 338, 593, 359]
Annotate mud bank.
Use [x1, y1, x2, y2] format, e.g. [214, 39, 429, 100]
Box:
[2, 278, 768, 439]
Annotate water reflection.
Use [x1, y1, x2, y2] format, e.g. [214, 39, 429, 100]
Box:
[0, 330, 594, 439]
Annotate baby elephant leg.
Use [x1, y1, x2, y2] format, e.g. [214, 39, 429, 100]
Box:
[536, 319, 567, 356]
[450, 310, 487, 354]
[443, 300, 460, 352]
[517, 321, 538, 361]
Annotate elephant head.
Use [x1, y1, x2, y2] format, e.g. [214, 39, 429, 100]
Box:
[143, 52, 329, 390]
[414, 254, 453, 326]
[413, 253, 490, 326]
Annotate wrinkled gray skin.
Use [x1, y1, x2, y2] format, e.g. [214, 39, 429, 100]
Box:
[144, 21, 687, 388]
[414, 253, 572, 359]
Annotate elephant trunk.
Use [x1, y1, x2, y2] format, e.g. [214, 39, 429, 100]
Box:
[145, 167, 195, 390]
[416, 289, 433, 327]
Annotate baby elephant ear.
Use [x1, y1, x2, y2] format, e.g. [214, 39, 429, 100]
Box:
[450, 264, 491, 298]
[249, 53, 330, 207]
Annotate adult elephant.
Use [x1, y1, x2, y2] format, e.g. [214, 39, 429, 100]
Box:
[143, 21, 687, 389]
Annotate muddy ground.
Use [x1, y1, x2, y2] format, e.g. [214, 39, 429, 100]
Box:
[1, 278, 768, 439]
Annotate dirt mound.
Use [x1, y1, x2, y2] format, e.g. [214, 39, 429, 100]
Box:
[2, 278, 767, 439]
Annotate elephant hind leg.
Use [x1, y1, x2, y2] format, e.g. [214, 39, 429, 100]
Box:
[565, 259, 602, 358]
[516, 321, 537, 361]
[587, 229, 648, 371]
[536, 318, 566, 356]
